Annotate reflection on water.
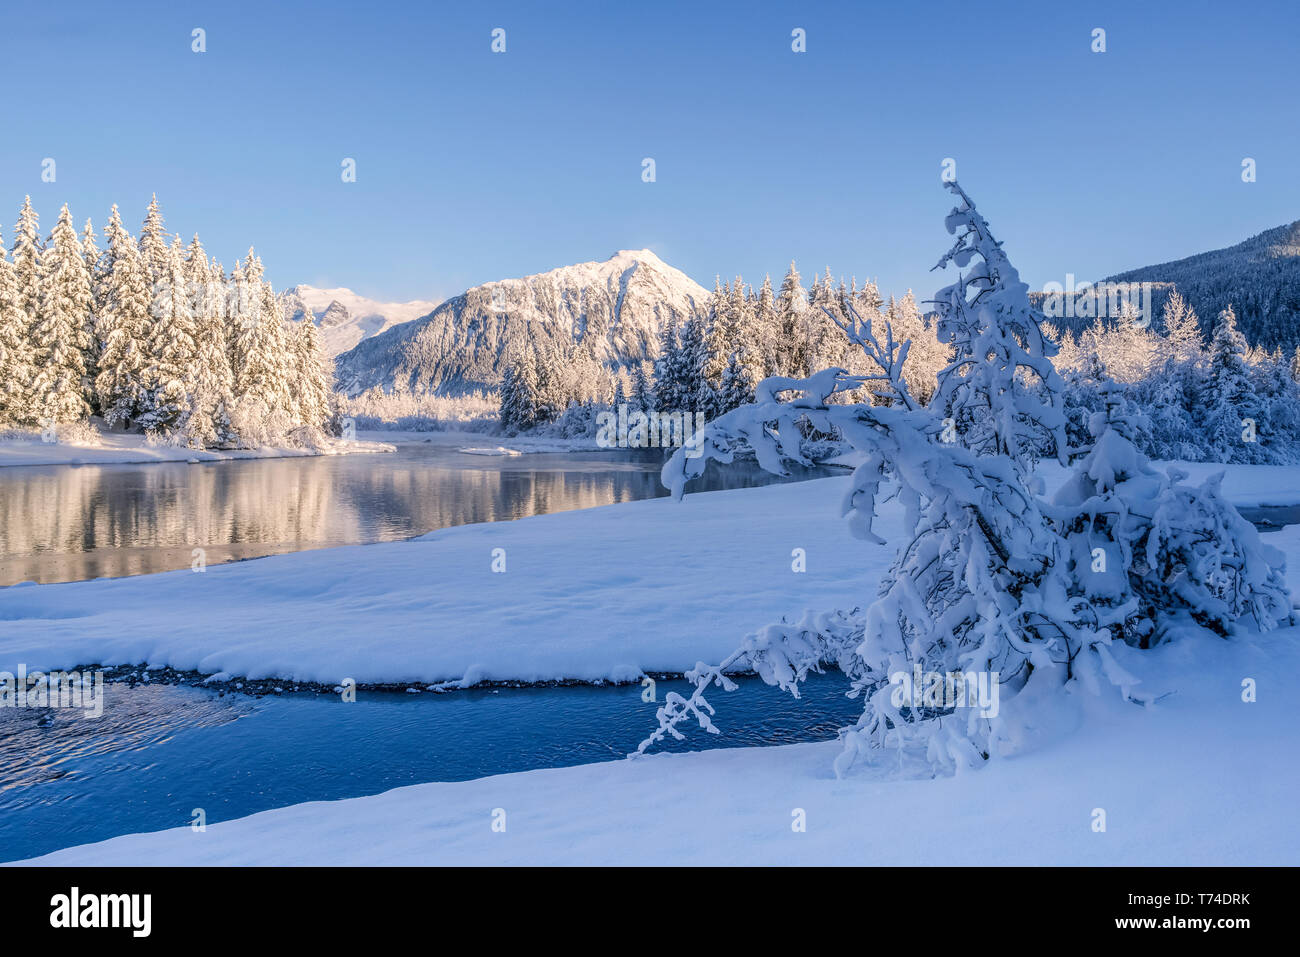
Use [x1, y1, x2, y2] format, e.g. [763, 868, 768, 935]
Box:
[0, 443, 832, 586]
[0, 672, 858, 862]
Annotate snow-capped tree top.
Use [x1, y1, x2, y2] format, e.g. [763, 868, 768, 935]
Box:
[930, 181, 1068, 473]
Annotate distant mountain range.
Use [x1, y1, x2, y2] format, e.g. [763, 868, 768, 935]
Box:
[331, 249, 707, 396]
[318, 218, 1300, 397]
[279, 285, 440, 358]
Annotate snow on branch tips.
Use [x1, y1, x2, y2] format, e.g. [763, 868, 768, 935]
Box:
[638, 181, 1295, 776]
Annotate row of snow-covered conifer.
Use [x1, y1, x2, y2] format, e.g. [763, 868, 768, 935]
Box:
[1050, 292, 1300, 464]
[500, 265, 949, 434]
[0, 196, 334, 447]
[499, 256, 1300, 464]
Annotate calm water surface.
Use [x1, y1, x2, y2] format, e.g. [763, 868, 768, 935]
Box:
[0, 442, 833, 586]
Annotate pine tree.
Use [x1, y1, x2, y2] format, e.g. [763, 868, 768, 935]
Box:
[499, 353, 538, 434]
[0, 233, 34, 426]
[775, 261, 807, 376]
[931, 183, 1068, 472]
[94, 206, 153, 427]
[1054, 358, 1287, 646]
[717, 347, 756, 412]
[10, 197, 42, 334]
[138, 194, 170, 280]
[677, 308, 709, 416]
[292, 313, 333, 428]
[176, 239, 235, 446]
[261, 279, 299, 423]
[652, 316, 684, 412]
[752, 275, 780, 378]
[231, 254, 272, 402]
[1160, 289, 1203, 367]
[31, 205, 92, 424]
[1203, 305, 1263, 461]
[700, 278, 732, 389]
[532, 339, 566, 424]
[630, 360, 653, 412]
[80, 217, 103, 403]
[138, 236, 198, 431]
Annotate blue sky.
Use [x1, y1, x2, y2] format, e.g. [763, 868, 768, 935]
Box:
[3, 0, 1298, 304]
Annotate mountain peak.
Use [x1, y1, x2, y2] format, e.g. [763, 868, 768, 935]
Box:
[610, 248, 665, 265]
[335, 250, 709, 396]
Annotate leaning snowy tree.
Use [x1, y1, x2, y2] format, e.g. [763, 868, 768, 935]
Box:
[633, 183, 1293, 775]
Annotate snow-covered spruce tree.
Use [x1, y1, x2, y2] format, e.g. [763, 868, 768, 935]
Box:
[752, 275, 780, 378]
[174, 241, 235, 447]
[717, 346, 757, 412]
[291, 311, 333, 429]
[1142, 292, 1205, 461]
[774, 261, 807, 376]
[262, 280, 300, 426]
[499, 353, 537, 434]
[652, 316, 685, 412]
[80, 217, 102, 402]
[0, 234, 35, 427]
[229, 253, 284, 443]
[629, 360, 653, 413]
[1202, 305, 1266, 463]
[1048, 361, 1287, 648]
[138, 194, 170, 281]
[138, 237, 197, 432]
[1250, 347, 1300, 461]
[676, 308, 709, 417]
[635, 183, 1293, 775]
[699, 278, 731, 393]
[531, 339, 567, 426]
[30, 205, 92, 424]
[94, 206, 153, 427]
[1159, 288, 1204, 367]
[10, 197, 42, 331]
[930, 184, 1069, 474]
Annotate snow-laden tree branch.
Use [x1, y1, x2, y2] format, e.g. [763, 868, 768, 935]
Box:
[635, 182, 1295, 775]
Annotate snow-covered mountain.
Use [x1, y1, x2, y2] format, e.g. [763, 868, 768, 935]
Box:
[1105, 219, 1300, 350]
[279, 285, 440, 357]
[1032, 220, 1300, 350]
[332, 249, 709, 396]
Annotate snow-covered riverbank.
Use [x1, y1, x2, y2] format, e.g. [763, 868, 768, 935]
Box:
[0, 430, 395, 468]
[17, 626, 1299, 866]
[3, 465, 1299, 687]
[0, 476, 872, 685]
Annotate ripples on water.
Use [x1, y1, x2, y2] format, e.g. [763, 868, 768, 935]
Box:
[0, 673, 859, 862]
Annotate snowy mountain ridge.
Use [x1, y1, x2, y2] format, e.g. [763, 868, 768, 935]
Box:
[332, 249, 708, 396]
[279, 285, 440, 358]
[1095, 219, 1300, 349]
